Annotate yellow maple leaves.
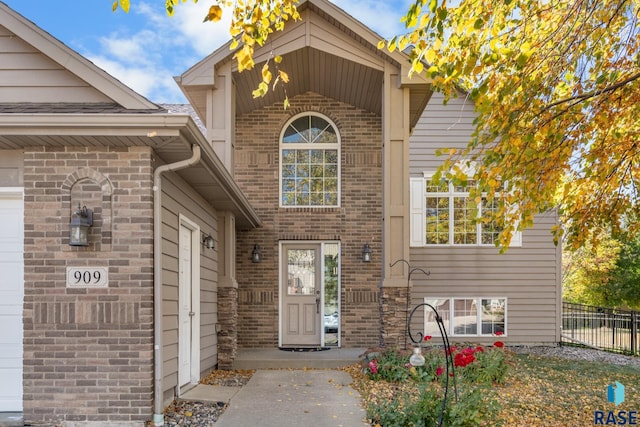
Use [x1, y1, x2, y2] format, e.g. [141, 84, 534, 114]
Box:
[112, 0, 130, 13]
[115, 0, 640, 246]
[379, 0, 640, 249]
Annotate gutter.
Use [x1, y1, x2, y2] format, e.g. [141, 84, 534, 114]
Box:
[152, 144, 202, 426]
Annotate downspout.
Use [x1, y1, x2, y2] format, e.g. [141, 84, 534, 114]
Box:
[152, 145, 201, 426]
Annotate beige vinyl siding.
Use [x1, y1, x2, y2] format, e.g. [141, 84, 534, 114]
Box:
[161, 173, 219, 405]
[409, 91, 477, 174]
[0, 25, 111, 103]
[409, 92, 562, 345]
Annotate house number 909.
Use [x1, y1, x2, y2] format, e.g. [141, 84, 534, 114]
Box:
[66, 267, 108, 288]
[74, 270, 101, 284]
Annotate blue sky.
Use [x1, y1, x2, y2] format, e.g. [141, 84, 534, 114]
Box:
[3, 0, 412, 103]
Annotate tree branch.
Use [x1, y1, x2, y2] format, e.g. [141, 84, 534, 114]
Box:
[541, 71, 640, 112]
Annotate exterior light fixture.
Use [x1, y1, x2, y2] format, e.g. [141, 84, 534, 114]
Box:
[362, 243, 372, 262]
[251, 245, 262, 263]
[202, 233, 215, 250]
[69, 203, 93, 246]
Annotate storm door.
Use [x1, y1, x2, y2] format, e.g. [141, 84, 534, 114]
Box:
[281, 243, 321, 346]
[280, 242, 340, 347]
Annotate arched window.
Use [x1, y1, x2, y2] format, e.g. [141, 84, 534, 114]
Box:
[280, 113, 340, 207]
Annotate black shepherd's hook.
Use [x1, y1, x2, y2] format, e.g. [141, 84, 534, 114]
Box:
[408, 303, 458, 427]
[389, 259, 430, 350]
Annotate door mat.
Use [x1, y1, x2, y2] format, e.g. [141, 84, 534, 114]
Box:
[278, 347, 331, 352]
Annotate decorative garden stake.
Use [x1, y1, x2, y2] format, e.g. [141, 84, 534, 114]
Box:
[389, 259, 430, 350]
[407, 301, 458, 427]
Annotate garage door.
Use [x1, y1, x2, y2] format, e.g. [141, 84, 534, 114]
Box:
[0, 190, 23, 412]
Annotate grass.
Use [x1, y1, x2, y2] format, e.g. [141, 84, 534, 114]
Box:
[496, 354, 639, 426]
[346, 351, 640, 426]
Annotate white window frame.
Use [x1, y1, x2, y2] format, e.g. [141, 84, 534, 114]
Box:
[423, 297, 508, 337]
[410, 173, 522, 247]
[279, 112, 341, 208]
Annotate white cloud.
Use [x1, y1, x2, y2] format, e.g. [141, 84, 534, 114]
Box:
[86, 1, 236, 102]
[87, 55, 185, 103]
[78, 0, 414, 103]
[330, 0, 413, 37]
[98, 29, 159, 65]
[169, 2, 233, 56]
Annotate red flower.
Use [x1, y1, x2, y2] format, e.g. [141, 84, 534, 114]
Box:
[423, 335, 433, 341]
[495, 331, 504, 336]
[493, 341, 505, 348]
[454, 351, 476, 367]
[368, 359, 379, 375]
[475, 345, 485, 353]
[462, 347, 475, 356]
[446, 345, 457, 355]
[435, 366, 444, 376]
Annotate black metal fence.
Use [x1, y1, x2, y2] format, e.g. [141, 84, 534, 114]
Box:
[562, 302, 640, 355]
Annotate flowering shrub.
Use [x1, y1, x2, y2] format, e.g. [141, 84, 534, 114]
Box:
[363, 343, 511, 426]
[364, 349, 412, 382]
[368, 359, 378, 375]
[454, 347, 477, 367]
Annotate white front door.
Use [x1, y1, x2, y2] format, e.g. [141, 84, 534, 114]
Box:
[178, 218, 200, 389]
[0, 190, 23, 411]
[281, 243, 322, 346]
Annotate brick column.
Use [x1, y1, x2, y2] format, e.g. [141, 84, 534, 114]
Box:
[217, 287, 238, 369]
[217, 211, 238, 369]
[379, 286, 410, 349]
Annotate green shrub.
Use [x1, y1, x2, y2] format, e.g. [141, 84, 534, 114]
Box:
[364, 344, 510, 426]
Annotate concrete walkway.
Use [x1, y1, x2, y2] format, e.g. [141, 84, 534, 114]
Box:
[214, 369, 369, 426]
[232, 347, 366, 369]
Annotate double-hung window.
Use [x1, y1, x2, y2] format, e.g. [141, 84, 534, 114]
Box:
[280, 113, 340, 207]
[410, 174, 521, 247]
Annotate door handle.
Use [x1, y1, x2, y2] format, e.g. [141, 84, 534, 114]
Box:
[315, 290, 320, 314]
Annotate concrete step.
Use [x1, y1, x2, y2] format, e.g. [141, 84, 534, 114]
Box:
[232, 347, 366, 370]
[0, 413, 23, 427]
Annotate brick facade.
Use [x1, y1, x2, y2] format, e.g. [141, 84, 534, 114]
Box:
[234, 92, 383, 349]
[22, 147, 154, 426]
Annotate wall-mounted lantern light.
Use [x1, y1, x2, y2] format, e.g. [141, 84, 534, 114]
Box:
[362, 243, 372, 262]
[69, 203, 93, 246]
[251, 245, 262, 263]
[202, 233, 215, 250]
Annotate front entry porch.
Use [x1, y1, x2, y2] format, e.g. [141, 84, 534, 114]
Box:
[231, 348, 365, 369]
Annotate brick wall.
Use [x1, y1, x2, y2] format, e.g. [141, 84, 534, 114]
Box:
[22, 146, 154, 426]
[234, 92, 383, 349]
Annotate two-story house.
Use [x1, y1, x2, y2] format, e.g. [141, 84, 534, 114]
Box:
[0, 0, 560, 425]
[176, 0, 561, 361]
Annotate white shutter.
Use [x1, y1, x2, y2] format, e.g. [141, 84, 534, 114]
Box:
[510, 230, 522, 247]
[410, 178, 425, 247]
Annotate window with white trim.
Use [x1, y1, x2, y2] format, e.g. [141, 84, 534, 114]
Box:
[423, 297, 507, 337]
[410, 174, 521, 247]
[280, 113, 340, 207]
